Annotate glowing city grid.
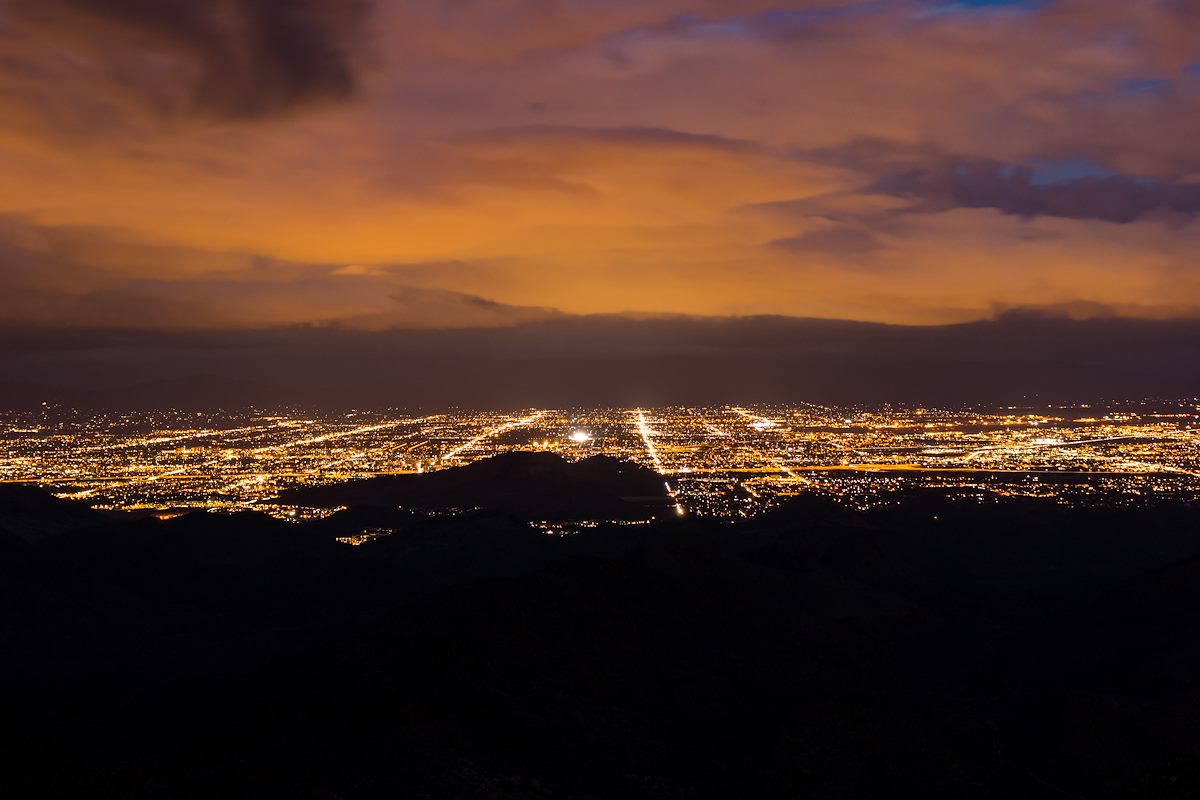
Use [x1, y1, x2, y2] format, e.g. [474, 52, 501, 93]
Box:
[3, 401, 1200, 519]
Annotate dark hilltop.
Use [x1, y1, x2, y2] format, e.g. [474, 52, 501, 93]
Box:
[279, 451, 676, 521]
[5, 456, 1200, 799]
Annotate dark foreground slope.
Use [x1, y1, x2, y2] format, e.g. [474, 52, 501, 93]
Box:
[5, 480, 1200, 799]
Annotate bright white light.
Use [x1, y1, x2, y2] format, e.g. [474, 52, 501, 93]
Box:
[569, 430, 593, 443]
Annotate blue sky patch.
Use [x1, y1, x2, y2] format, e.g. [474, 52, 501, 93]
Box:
[1118, 77, 1171, 94]
[916, 0, 1049, 16]
[1028, 157, 1117, 186]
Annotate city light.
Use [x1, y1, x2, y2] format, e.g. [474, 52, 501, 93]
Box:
[1, 401, 1197, 520]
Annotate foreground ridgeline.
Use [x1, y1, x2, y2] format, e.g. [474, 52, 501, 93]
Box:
[5, 474, 1200, 799]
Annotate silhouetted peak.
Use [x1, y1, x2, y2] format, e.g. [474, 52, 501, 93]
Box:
[455, 449, 570, 476]
[575, 453, 657, 477]
[281, 452, 673, 521]
[0, 483, 113, 542]
[0, 482, 75, 512]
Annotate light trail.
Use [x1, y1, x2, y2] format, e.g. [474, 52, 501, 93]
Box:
[634, 410, 685, 516]
[78, 420, 299, 453]
[635, 409, 666, 473]
[66, 417, 439, 500]
[40, 422, 319, 497]
[301, 430, 433, 474]
[960, 434, 1159, 462]
[214, 416, 439, 495]
[441, 411, 546, 461]
[251, 416, 438, 454]
[757, 464, 1182, 476]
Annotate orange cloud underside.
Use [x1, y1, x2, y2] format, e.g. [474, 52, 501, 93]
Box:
[0, 0, 1198, 329]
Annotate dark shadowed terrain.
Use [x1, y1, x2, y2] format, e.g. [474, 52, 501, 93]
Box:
[280, 452, 675, 520]
[5, 460, 1200, 799]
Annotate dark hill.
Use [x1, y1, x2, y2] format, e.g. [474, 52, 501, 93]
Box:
[6, 485, 1200, 798]
[280, 451, 675, 521]
[0, 483, 114, 542]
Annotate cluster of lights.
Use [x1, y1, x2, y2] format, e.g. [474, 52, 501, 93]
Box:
[1, 401, 1197, 521]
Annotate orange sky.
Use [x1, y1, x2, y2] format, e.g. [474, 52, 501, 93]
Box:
[1, 0, 1199, 329]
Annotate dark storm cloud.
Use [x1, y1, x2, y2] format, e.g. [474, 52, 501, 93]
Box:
[7, 0, 373, 119]
[457, 125, 761, 153]
[769, 226, 884, 255]
[874, 161, 1200, 224]
[779, 139, 1200, 224]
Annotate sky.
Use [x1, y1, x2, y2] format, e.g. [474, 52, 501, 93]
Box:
[1, 0, 1199, 332]
[3, 1, 1200, 406]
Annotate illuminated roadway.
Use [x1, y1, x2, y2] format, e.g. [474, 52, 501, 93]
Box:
[441, 411, 546, 461]
[634, 409, 685, 516]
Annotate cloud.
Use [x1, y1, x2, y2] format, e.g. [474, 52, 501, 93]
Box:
[6, 314, 1200, 409]
[876, 160, 1200, 223]
[770, 226, 885, 255]
[336, 286, 565, 330]
[0, 0, 1198, 331]
[777, 139, 1200, 223]
[0, 216, 564, 329]
[4, 0, 373, 121]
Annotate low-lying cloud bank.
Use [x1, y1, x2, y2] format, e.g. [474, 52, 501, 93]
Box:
[5, 312, 1200, 408]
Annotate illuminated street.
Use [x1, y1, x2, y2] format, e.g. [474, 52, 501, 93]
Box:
[3, 401, 1199, 519]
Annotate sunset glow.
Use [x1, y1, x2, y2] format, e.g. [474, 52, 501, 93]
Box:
[1, 0, 1199, 330]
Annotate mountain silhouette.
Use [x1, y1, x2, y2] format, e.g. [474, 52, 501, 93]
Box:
[281, 451, 675, 520]
[0, 483, 114, 542]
